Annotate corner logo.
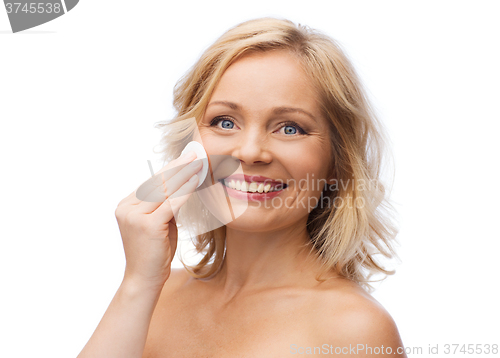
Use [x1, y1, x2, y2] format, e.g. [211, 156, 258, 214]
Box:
[3, 1, 79, 33]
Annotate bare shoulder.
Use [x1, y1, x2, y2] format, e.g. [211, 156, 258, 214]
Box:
[143, 267, 193, 358]
[147, 267, 193, 322]
[310, 278, 406, 357]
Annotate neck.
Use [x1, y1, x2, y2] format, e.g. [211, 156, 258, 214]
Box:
[208, 216, 326, 299]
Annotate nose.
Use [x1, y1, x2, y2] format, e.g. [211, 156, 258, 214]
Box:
[231, 128, 273, 165]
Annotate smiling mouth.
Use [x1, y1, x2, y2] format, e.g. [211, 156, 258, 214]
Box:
[219, 178, 288, 193]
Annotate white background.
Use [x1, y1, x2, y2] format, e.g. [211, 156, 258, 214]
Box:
[1, 1, 499, 357]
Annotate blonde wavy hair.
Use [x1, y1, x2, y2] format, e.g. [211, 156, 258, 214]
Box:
[154, 17, 399, 291]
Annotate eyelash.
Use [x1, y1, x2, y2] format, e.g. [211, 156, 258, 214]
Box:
[209, 116, 308, 135]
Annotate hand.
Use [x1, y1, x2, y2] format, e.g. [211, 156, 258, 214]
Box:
[114, 151, 202, 291]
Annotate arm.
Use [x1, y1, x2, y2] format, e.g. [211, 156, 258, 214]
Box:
[77, 279, 162, 358]
[76, 151, 202, 358]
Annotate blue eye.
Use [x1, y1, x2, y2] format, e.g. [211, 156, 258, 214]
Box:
[210, 116, 235, 130]
[220, 119, 234, 129]
[280, 121, 307, 135]
[209, 117, 307, 135]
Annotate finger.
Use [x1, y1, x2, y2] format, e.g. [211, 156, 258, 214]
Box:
[154, 150, 197, 176]
[122, 151, 197, 208]
[150, 173, 199, 221]
[135, 151, 197, 201]
[136, 160, 202, 214]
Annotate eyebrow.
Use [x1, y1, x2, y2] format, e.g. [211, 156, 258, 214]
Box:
[207, 100, 317, 123]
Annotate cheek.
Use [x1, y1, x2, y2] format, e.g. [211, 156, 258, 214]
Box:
[279, 149, 332, 200]
[197, 130, 222, 154]
[283, 143, 330, 179]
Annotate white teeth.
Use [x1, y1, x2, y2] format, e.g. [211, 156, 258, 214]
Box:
[248, 182, 258, 193]
[222, 179, 284, 193]
[240, 181, 248, 191]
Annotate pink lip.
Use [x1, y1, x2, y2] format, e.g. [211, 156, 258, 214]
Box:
[219, 174, 287, 201]
[223, 174, 285, 185]
[222, 184, 285, 201]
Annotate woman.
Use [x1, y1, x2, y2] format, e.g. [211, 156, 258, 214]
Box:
[77, 17, 406, 357]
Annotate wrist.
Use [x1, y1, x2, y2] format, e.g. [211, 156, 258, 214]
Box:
[120, 275, 166, 299]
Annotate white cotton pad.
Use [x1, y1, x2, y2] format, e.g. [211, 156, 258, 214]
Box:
[180, 141, 209, 188]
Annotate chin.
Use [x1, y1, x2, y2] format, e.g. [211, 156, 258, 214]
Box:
[225, 211, 278, 232]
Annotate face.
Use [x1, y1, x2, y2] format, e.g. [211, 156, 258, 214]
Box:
[197, 50, 333, 232]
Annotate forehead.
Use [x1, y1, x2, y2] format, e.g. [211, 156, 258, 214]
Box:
[209, 50, 320, 114]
